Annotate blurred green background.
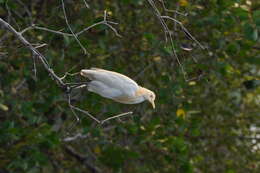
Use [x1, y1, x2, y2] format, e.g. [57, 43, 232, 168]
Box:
[0, 0, 259, 172]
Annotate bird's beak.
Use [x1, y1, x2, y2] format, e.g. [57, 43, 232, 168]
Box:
[151, 100, 155, 109]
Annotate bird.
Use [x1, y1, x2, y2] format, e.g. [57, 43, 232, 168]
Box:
[80, 68, 156, 109]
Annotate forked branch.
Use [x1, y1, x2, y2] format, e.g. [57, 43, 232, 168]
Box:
[0, 17, 131, 125]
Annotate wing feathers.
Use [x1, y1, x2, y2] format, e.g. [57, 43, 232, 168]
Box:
[81, 68, 139, 97]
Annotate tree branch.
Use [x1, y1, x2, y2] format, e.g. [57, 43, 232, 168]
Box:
[65, 145, 101, 173]
[0, 18, 66, 89]
[0, 17, 132, 125]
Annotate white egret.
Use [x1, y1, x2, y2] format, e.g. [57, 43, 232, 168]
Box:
[80, 68, 156, 109]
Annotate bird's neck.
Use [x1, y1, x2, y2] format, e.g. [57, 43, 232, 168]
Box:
[135, 86, 147, 97]
[112, 86, 146, 104]
[113, 95, 145, 104]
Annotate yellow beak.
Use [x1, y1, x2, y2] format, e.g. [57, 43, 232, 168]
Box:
[151, 100, 155, 109]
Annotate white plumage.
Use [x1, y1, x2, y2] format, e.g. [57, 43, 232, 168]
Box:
[80, 68, 156, 108]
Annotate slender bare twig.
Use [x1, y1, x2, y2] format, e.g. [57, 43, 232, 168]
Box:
[147, 0, 187, 79]
[82, 0, 90, 9]
[33, 43, 48, 49]
[101, 112, 133, 124]
[15, 0, 33, 24]
[60, 72, 80, 80]
[0, 14, 129, 125]
[61, 0, 87, 55]
[160, 16, 205, 49]
[32, 53, 37, 79]
[67, 93, 100, 123]
[20, 13, 121, 38]
[65, 145, 101, 173]
[5, 0, 12, 24]
[63, 133, 89, 142]
[146, 0, 205, 81]
[0, 18, 65, 88]
[67, 92, 134, 125]
[159, 0, 187, 16]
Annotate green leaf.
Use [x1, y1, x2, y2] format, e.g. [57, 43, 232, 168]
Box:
[244, 23, 258, 41]
[0, 103, 8, 111]
[242, 57, 260, 65]
[253, 10, 260, 28]
[232, 8, 248, 21]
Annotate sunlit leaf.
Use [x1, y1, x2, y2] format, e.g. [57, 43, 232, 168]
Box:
[176, 109, 186, 119]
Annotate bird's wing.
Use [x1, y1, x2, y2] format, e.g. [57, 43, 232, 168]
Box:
[81, 68, 139, 97]
[88, 81, 123, 99]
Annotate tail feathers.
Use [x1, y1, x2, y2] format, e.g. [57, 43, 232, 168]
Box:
[80, 69, 95, 80]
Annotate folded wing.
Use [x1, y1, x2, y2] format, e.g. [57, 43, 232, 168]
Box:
[81, 68, 139, 97]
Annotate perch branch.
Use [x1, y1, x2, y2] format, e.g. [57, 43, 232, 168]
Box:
[0, 18, 66, 88]
[146, 0, 204, 81]
[61, 0, 87, 55]
[65, 145, 101, 173]
[20, 11, 121, 38]
[0, 17, 132, 125]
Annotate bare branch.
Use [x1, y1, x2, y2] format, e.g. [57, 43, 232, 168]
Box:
[146, 0, 205, 81]
[60, 72, 80, 80]
[32, 53, 37, 80]
[160, 15, 205, 49]
[65, 145, 101, 173]
[63, 133, 89, 142]
[100, 112, 133, 124]
[67, 92, 134, 125]
[159, 0, 188, 16]
[0, 18, 66, 88]
[61, 0, 88, 55]
[0, 11, 132, 125]
[82, 0, 90, 9]
[20, 14, 122, 38]
[67, 93, 100, 123]
[147, 0, 187, 78]
[15, 0, 33, 24]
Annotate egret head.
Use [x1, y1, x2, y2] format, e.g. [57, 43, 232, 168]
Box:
[143, 88, 156, 109]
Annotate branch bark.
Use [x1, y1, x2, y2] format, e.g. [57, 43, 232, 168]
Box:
[0, 18, 66, 89]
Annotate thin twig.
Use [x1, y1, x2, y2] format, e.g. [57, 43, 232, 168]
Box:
[147, 0, 186, 78]
[20, 16, 122, 38]
[100, 112, 133, 124]
[161, 15, 205, 49]
[60, 72, 80, 80]
[82, 0, 90, 8]
[0, 18, 65, 88]
[146, 0, 205, 81]
[67, 92, 134, 124]
[32, 53, 37, 79]
[159, 0, 187, 16]
[63, 133, 89, 142]
[61, 0, 88, 55]
[65, 145, 101, 173]
[15, 0, 33, 25]
[0, 16, 131, 125]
